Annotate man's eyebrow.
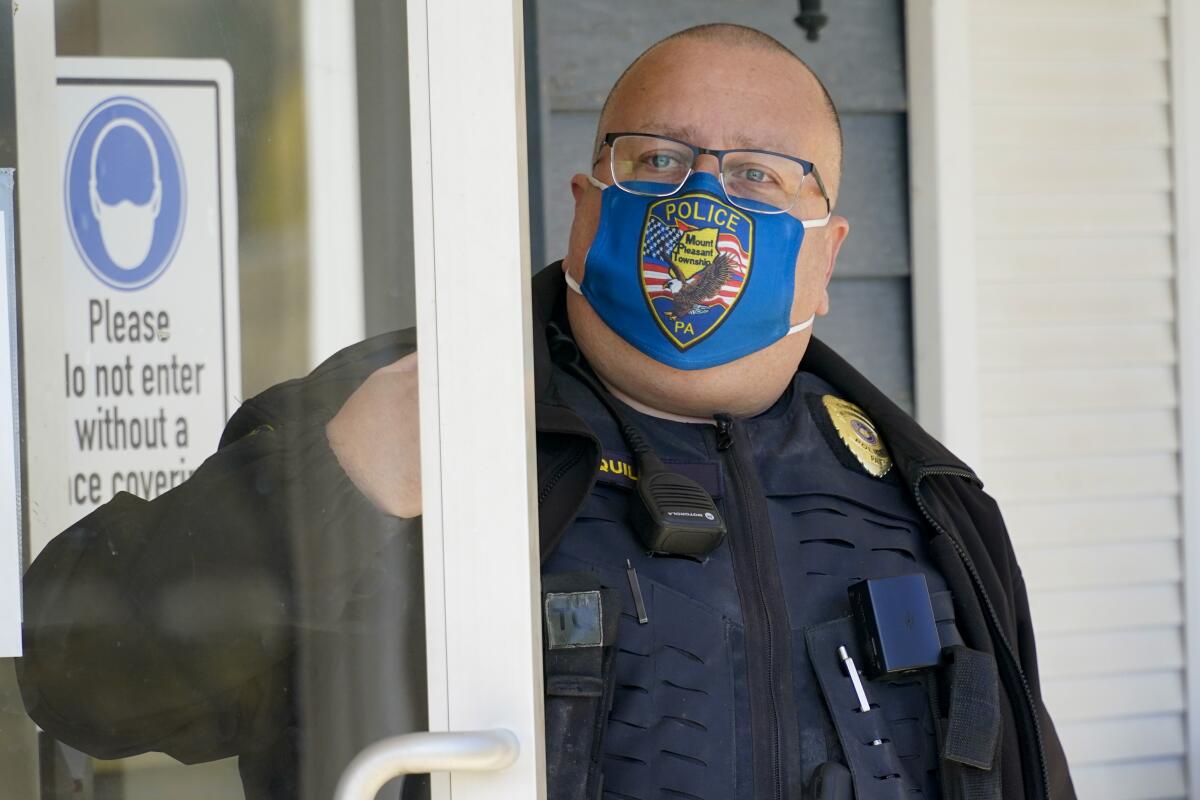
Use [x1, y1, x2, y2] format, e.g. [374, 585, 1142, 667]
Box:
[631, 122, 795, 154]
[634, 122, 704, 144]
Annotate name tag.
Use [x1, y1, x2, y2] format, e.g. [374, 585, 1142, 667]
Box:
[595, 450, 723, 499]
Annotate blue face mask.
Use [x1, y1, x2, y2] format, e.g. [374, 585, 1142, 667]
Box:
[568, 171, 827, 370]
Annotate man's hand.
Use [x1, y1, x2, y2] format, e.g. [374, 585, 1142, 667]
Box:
[326, 351, 422, 518]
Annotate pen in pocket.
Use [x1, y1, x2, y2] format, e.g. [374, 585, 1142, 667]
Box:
[838, 645, 872, 713]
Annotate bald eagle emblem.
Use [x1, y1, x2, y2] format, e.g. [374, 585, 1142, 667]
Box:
[640, 191, 754, 350]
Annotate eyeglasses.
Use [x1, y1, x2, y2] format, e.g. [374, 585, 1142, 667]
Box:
[594, 131, 831, 219]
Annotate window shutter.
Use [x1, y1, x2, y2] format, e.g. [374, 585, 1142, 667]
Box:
[970, 2, 1186, 795]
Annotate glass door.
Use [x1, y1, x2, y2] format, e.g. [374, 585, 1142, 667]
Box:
[2, 0, 544, 797]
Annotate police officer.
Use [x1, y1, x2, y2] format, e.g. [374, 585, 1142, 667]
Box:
[19, 23, 1074, 800]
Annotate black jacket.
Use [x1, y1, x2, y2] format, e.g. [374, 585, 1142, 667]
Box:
[19, 265, 1074, 799]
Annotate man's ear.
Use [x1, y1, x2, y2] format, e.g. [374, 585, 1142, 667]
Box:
[564, 173, 603, 281]
[824, 215, 849, 284]
[816, 215, 850, 316]
[570, 173, 592, 205]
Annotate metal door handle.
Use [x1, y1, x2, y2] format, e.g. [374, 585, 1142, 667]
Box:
[334, 728, 520, 800]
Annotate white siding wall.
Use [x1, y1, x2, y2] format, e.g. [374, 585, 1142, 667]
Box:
[967, 1, 1186, 796]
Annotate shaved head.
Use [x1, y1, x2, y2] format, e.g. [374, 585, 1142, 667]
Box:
[595, 23, 843, 195]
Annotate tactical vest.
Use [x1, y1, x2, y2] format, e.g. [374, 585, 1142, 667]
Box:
[543, 368, 977, 800]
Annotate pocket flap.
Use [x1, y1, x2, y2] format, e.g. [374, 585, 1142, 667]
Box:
[805, 616, 909, 800]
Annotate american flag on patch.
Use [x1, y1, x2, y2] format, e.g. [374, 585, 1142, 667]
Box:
[643, 216, 685, 263]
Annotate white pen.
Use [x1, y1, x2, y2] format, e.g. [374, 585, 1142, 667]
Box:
[838, 645, 872, 713]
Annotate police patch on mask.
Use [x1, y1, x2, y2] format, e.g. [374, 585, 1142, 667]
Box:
[812, 394, 892, 478]
[640, 190, 754, 350]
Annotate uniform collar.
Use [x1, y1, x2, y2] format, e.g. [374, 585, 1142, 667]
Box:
[529, 262, 980, 488]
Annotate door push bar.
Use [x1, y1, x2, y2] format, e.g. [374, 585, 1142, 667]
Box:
[334, 728, 521, 800]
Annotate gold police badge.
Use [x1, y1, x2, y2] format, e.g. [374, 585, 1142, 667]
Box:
[821, 395, 892, 478]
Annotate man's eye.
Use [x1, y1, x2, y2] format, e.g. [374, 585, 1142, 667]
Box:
[644, 152, 683, 169]
[736, 166, 776, 184]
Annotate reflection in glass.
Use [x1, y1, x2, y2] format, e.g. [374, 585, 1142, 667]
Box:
[6, 3, 422, 799]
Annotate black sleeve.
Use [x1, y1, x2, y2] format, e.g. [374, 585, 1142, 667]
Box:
[1011, 567, 1077, 800]
[16, 407, 413, 766]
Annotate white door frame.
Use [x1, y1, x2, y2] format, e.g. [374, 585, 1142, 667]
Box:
[904, 0, 982, 466]
[1171, 0, 1200, 791]
[301, 0, 366, 367]
[10, 1, 61, 797]
[12, 0, 69, 559]
[408, 0, 547, 797]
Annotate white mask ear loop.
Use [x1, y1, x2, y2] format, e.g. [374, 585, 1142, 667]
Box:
[795, 206, 828, 327]
[566, 175, 612, 295]
[564, 270, 583, 295]
[795, 204, 828, 326]
[786, 314, 815, 336]
[795, 205, 828, 327]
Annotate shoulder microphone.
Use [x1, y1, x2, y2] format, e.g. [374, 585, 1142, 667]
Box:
[547, 323, 727, 558]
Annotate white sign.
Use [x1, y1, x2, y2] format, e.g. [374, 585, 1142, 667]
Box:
[45, 59, 240, 547]
[1, 169, 21, 656]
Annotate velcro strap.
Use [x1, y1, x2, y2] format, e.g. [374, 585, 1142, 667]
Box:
[540, 573, 622, 800]
[947, 764, 1002, 800]
[943, 645, 1002, 770]
[542, 582, 620, 693]
[931, 590, 965, 650]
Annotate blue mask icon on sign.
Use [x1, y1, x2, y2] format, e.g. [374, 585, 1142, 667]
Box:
[89, 119, 163, 270]
[65, 96, 186, 290]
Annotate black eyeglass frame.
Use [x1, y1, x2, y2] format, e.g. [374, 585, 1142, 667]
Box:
[594, 131, 832, 218]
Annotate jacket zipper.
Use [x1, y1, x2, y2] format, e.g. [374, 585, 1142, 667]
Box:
[715, 413, 785, 800]
[538, 444, 588, 507]
[911, 465, 1050, 800]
